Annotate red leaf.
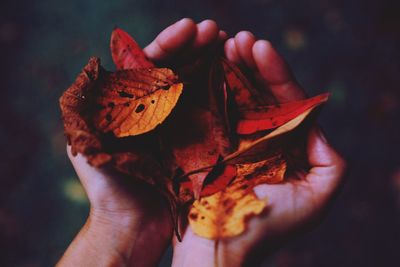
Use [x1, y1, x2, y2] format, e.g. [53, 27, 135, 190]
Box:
[110, 27, 154, 69]
[201, 164, 237, 197]
[237, 93, 330, 134]
[180, 164, 237, 198]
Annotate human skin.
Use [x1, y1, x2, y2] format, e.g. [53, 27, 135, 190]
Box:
[57, 19, 346, 267]
[171, 31, 346, 267]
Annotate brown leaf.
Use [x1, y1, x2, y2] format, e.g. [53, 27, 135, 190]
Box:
[236, 154, 287, 185]
[171, 109, 228, 199]
[59, 57, 105, 162]
[221, 58, 273, 109]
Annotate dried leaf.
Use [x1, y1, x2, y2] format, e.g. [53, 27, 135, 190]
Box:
[60, 28, 331, 242]
[93, 68, 183, 137]
[171, 109, 228, 199]
[111, 27, 154, 69]
[188, 155, 286, 239]
[236, 93, 330, 134]
[60, 57, 103, 160]
[189, 189, 266, 239]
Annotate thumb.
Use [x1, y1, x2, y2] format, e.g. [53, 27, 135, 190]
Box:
[306, 126, 347, 204]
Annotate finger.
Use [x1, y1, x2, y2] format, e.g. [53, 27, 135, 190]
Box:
[224, 38, 241, 63]
[218, 30, 228, 42]
[306, 127, 347, 204]
[252, 40, 306, 102]
[191, 19, 219, 49]
[178, 19, 221, 64]
[144, 18, 196, 61]
[234, 31, 257, 68]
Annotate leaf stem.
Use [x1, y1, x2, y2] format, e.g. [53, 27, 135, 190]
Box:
[214, 239, 219, 267]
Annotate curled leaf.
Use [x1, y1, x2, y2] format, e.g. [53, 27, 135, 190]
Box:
[224, 107, 314, 165]
[237, 93, 330, 134]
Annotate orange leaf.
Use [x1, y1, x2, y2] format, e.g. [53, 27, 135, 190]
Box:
[236, 93, 330, 134]
[93, 68, 183, 137]
[111, 27, 154, 69]
[59, 57, 169, 186]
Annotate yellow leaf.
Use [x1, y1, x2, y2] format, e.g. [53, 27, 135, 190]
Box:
[188, 155, 286, 239]
[189, 186, 266, 239]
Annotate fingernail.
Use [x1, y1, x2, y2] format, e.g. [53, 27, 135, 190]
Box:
[316, 126, 328, 143]
[177, 18, 190, 25]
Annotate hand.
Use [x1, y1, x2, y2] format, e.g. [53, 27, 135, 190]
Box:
[171, 32, 347, 267]
[57, 18, 226, 267]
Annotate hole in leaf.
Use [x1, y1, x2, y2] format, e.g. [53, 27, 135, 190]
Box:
[135, 104, 145, 113]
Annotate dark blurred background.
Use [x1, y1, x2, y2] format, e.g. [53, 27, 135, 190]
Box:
[0, 0, 399, 266]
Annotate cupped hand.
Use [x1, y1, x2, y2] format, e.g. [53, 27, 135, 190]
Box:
[171, 32, 347, 267]
[58, 18, 226, 267]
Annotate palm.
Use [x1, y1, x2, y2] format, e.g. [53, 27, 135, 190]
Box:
[172, 31, 345, 267]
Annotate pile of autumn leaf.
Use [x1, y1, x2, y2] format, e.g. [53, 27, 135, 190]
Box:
[60, 28, 329, 240]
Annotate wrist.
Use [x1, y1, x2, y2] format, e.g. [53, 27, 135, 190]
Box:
[88, 208, 141, 233]
[58, 210, 171, 267]
[172, 228, 244, 267]
[86, 210, 171, 267]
